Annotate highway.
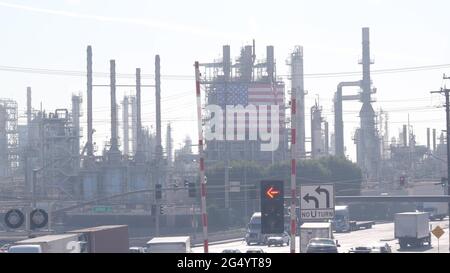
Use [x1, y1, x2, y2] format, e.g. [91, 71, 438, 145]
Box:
[192, 219, 449, 253]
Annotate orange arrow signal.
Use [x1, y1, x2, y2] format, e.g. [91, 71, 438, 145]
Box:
[266, 186, 280, 199]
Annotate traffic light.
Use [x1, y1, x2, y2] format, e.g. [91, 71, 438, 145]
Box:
[155, 184, 162, 200]
[260, 180, 284, 234]
[160, 205, 164, 215]
[248, 184, 257, 199]
[441, 177, 448, 187]
[399, 176, 405, 187]
[188, 182, 196, 198]
[151, 205, 156, 215]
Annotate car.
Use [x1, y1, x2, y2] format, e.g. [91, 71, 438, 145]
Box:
[371, 242, 392, 253]
[348, 246, 372, 253]
[267, 232, 290, 247]
[129, 247, 146, 253]
[246, 248, 265, 253]
[222, 249, 241, 253]
[306, 238, 339, 253]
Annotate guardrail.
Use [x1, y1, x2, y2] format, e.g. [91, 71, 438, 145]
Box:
[191, 229, 245, 246]
[129, 228, 246, 247]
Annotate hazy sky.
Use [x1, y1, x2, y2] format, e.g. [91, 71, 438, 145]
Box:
[1, 0, 450, 161]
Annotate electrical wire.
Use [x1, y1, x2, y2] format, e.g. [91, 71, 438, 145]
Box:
[1, 63, 450, 80]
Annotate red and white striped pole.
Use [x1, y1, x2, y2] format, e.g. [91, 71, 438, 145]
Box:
[195, 61, 208, 253]
[290, 86, 297, 253]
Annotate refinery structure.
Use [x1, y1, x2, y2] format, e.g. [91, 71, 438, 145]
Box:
[0, 27, 448, 233]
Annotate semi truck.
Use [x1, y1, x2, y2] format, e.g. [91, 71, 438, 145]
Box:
[245, 212, 267, 245]
[411, 183, 448, 220]
[395, 212, 432, 249]
[300, 222, 333, 253]
[11, 234, 86, 253]
[333, 205, 375, 232]
[67, 225, 129, 253]
[146, 236, 191, 253]
[245, 212, 291, 245]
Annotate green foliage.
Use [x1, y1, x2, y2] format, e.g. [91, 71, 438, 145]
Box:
[204, 156, 363, 228]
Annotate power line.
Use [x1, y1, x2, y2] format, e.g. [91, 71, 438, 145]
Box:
[1, 63, 450, 79]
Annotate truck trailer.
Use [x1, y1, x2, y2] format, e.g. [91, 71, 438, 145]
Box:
[333, 205, 374, 232]
[146, 236, 191, 253]
[67, 225, 129, 253]
[11, 234, 85, 253]
[394, 212, 432, 249]
[411, 183, 448, 220]
[300, 222, 333, 253]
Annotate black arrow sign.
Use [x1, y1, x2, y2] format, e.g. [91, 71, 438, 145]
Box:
[303, 193, 319, 209]
[315, 186, 330, 208]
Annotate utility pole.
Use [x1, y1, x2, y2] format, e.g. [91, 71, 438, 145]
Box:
[430, 75, 450, 251]
[195, 61, 209, 253]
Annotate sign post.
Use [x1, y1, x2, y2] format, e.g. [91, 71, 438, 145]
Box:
[300, 184, 335, 220]
[431, 225, 445, 253]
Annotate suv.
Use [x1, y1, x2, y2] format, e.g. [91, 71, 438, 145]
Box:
[306, 238, 339, 253]
[267, 232, 290, 247]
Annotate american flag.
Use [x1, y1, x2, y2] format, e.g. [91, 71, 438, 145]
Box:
[215, 82, 285, 139]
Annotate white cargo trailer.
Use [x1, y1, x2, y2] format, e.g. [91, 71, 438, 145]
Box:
[394, 212, 431, 248]
[146, 236, 191, 253]
[300, 222, 333, 253]
[12, 234, 85, 253]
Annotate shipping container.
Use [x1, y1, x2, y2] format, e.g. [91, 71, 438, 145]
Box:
[67, 225, 129, 253]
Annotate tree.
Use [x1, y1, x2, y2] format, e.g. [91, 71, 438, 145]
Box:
[204, 156, 362, 228]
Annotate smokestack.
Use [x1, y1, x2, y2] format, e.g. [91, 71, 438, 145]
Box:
[135, 68, 145, 163]
[72, 95, 81, 170]
[87, 46, 93, 156]
[266, 46, 274, 83]
[361, 27, 371, 104]
[324, 121, 329, 155]
[155, 55, 163, 159]
[25, 87, 32, 194]
[122, 96, 129, 156]
[252, 39, 256, 64]
[403, 125, 407, 147]
[136, 68, 142, 151]
[433, 128, 437, 152]
[109, 59, 118, 152]
[223, 45, 231, 82]
[166, 123, 172, 167]
[427, 128, 431, 151]
[311, 105, 322, 159]
[27, 87, 32, 145]
[291, 46, 305, 159]
[334, 89, 344, 157]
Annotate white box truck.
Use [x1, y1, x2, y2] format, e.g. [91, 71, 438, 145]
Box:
[10, 234, 85, 253]
[394, 212, 431, 249]
[146, 236, 191, 253]
[300, 222, 333, 253]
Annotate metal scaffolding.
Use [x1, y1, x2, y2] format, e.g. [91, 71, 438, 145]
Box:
[0, 99, 19, 176]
